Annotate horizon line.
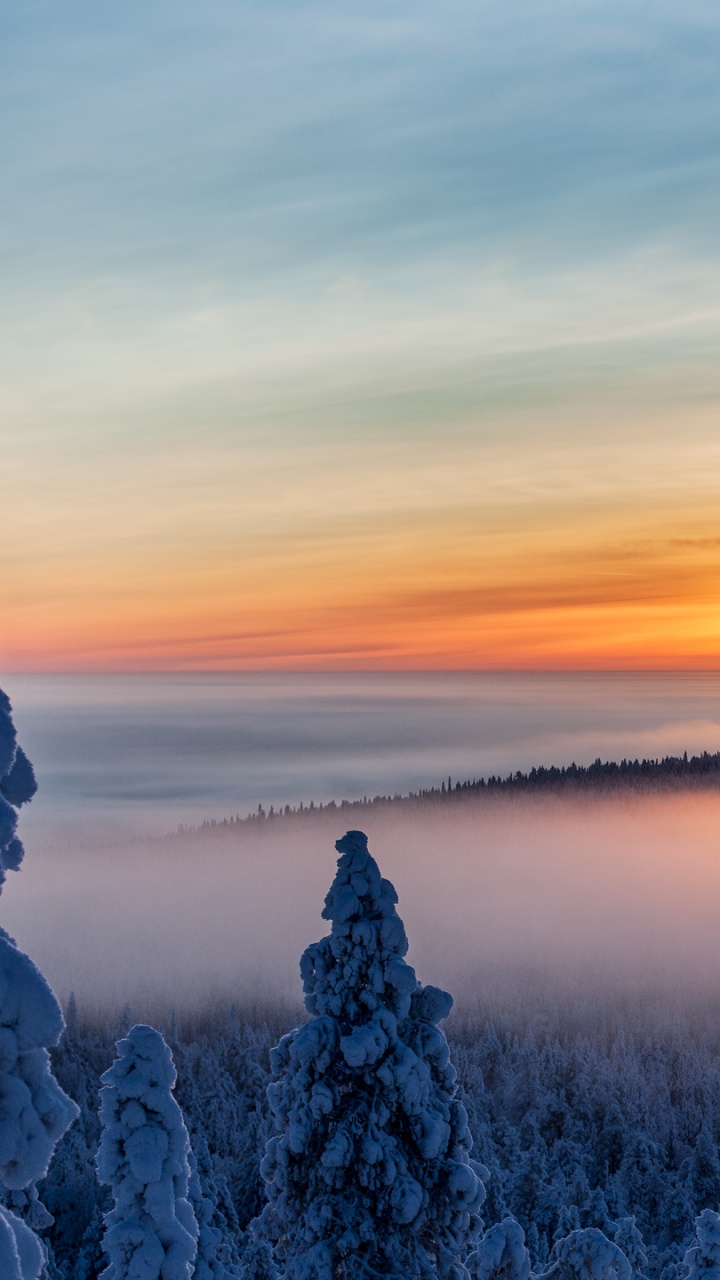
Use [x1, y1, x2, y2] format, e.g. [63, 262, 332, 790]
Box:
[4, 666, 720, 678]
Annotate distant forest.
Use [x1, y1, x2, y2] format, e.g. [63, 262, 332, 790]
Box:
[177, 750, 720, 839]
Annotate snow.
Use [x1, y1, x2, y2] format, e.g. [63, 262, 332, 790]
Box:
[96, 1024, 198, 1280]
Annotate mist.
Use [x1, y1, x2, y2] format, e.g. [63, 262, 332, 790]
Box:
[4, 789, 720, 1023]
[8, 670, 720, 847]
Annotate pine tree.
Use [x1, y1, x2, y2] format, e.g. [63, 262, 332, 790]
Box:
[0, 690, 79, 1280]
[685, 1209, 720, 1280]
[553, 1207, 581, 1245]
[187, 1145, 224, 1280]
[582, 1188, 615, 1237]
[74, 1203, 107, 1280]
[466, 1216, 531, 1280]
[239, 1222, 279, 1280]
[686, 1126, 720, 1212]
[260, 829, 485, 1280]
[96, 1024, 198, 1280]
[613, 1218, 648, 1280]
[544, 1228, 631, 1280]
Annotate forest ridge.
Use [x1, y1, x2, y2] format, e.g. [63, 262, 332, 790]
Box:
[180, 750, 720, 839]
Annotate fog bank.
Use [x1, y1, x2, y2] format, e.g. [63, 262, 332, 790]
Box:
[8, 671, 720, 848]
[4, 791, 720, 1020]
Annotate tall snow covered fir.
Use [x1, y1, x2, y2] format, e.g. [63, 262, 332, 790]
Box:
[260, 829, 485, 1280]
[96, 1024, 199, 1280]
[0, 689, 79, 1280]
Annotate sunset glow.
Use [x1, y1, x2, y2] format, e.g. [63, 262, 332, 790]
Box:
[2, 2, 720, 672]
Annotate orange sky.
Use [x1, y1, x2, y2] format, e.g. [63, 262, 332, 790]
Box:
[4, 410, 720, 671]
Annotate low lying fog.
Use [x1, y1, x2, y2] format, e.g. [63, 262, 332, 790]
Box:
[4, 790, 720, 1021]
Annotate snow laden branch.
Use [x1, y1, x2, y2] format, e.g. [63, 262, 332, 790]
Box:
[0, 690, 78, 1280]
[260, 828, 485, 1280]
[96, 1024, 198, 1280]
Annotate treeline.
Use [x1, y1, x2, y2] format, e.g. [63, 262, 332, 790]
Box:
[40, 1000, 720, 1278]
[174, 750, 720, 839]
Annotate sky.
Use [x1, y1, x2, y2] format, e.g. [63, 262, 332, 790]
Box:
[2, 1, 720, 672]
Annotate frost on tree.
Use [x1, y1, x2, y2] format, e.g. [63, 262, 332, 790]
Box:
[544, 1229, 631, 1280]
[96, 1024, 198, 1280]
[187, 1144, 223, 1280]
[187, 1135, 243, 1280]
[685, 1210, 720, 1280]
[239, 1222, 279, 1280]
[260, 829, 485, 1280]
[467, 1216, 531, 1280]
[612, 1219, 648, 1280]
[0, 690, 79, 1280]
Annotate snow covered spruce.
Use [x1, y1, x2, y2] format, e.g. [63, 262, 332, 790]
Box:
[685, 1210, 720, 1280]
[260, 828, 485, 1280]
[96, 1024, 198, 1280]
[0, 690, 79, 1280]
[467, 1217, 531, 1280]
[188, 1135, 241, 1280]
[542, 1228, 631, 1280]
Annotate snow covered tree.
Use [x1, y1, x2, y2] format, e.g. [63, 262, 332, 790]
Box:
[188, 1133, 243, 1280]
[0, 1208, 45, 1280]
[543, 1228, 631, 1280]
[260, 828, 485, 1280]
[582, 1189, 615, 1237]
[0, 690, 36, 889]
[239, 1222, 279, 1280]
[612, 1218, 648, 1280]
[96, 1024, 198, 1280]
[0, 690, 79, 1280]
[553, 1208, 581, 1246]
[686, 1126, 720, 1213]
[685, 1210, 720, 1280]
[187, 1145, 224, 1280]
[466, 1216, 531, 1280]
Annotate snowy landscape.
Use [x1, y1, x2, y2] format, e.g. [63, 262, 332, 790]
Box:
[5, 1, 720, 1277]
[4, 685, 720, 1280]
